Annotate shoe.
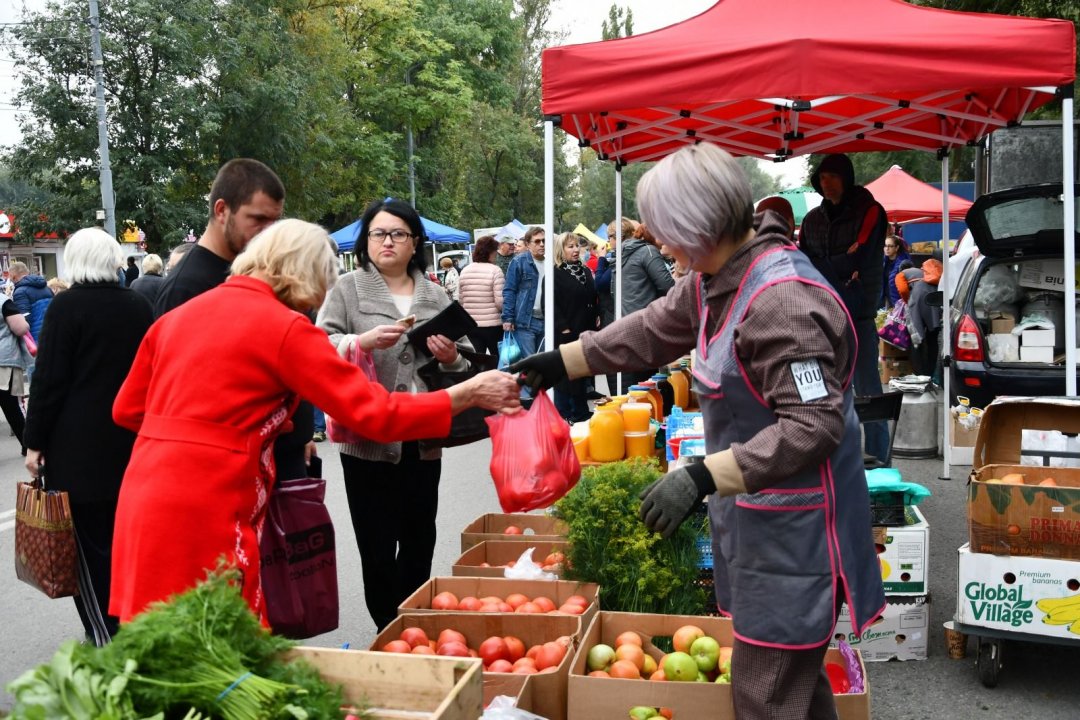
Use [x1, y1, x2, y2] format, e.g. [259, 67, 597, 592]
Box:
[312, 431, 327, 442]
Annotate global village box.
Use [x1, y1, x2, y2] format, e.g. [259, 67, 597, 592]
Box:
[567, 611, 869, 720]
[831, 596, 930, 661]
[460, 512, 568, 552]
[967, 396, 1080, 560]
[956, 543, 1080, 641]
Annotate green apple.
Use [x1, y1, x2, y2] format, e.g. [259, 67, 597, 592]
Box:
[696, 671, 709, 682]
[662, 651, 698, 682]
[628, 707, 656, 720]
[587, 643, 616, 672]
[715, 672, 731, 684]
[690, 635, 721, 673]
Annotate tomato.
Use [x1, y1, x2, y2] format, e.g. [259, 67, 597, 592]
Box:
[505, 593, 530, 610]
[609, 659, 641, 679]
[616, 644, 645, 671]
[543, 552, 567, 566]
[512, 664, 538, 675]
[382, 639, 412, 653]
[558, 603, 585, 615]
[479, 636, 509, 666]
[437, 641, 471, 657]
[399, 627, 429, 649]
[438, 629, 467, 648]
[615, 631, 643, 648]
[487, 659, 514, 673]
[503, 525, 523, 535]
[535, 641, 568, 670]
[411, 645, 435, 655]
[457, 596, 483, 612]
[503, 636, 526, 662]
[431, 591, 459, 611]
[565, 594, 589, 608]
[588, 670, 611, 678]
[532, 596, 557, 613]
[516, 602, 543, 614]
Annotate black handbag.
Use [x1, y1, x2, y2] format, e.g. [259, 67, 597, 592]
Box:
[417, 348, 498, 448]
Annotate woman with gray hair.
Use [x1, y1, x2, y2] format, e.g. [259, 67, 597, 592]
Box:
[23, 227, 155, 645]
[509, 143, 884, 720]
[129, 253, 165, 306]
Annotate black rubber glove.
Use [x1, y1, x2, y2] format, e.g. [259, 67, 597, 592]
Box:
[639, 462, 715, 539]
[508, 350, 568, 393]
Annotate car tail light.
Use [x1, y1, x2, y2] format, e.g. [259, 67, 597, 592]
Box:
[954, 314, 984, 362]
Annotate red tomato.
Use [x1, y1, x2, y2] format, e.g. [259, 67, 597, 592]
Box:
[503, 525, 523, 535]
[505, 593, 530, 610]
[479, 636, 510, 666]
[512, 657, 537, 671]
[558, 603, 585, 615]
[431, 591, 459, 611]
[411, 645, 435, 655]
[503, 635, 526, 662]
[437, 641, 471, 657]
[381, 640, 412, 653]
[458, 596, 483, 612]
[399, 627, 429, 649]
[438, 629, 467, 648]
[516, 602, 543, 614]
[564, 594, 589, 607]
[532, 596, 556, 613]
[487, 659, 514, 673]
[535, 641, 568, 670]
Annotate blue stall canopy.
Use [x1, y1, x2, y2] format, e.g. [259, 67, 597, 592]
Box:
[331, 208, 470, 252]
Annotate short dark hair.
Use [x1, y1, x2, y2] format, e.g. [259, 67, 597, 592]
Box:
[522, 226, 544, 245]
[354, 198, 427, 276]
[209, 159, 285, 215]
[473, 235, 498, 263]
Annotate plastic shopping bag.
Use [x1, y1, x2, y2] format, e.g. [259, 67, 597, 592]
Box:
[486, 391, 581, 513]
[878, 299, 911, 350]
[260, 469, 339, 639]
[326, 341, 378, 444]
[497, 331, 522, 371]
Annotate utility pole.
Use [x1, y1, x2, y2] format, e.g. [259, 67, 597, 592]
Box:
[405, 64, 418, 208]
[88, 0, 116, 238]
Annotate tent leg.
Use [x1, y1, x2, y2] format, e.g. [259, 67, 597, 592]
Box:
[1063, 94, 1076, 398]
[544, 120, 555, 400]
[615, 168, 623, 395]
[941, 154, 952, 480]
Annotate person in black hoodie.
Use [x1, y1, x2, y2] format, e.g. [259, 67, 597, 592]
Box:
[799, 153, 889, 462]
[552, 233, 598, 422]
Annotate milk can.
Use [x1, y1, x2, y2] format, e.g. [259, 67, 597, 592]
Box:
[891, 386, 941, 458]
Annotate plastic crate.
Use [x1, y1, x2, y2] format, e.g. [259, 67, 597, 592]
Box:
[870, 491, 907, 526]
[695, 537, 714, 570]
[693, 568, 720, 616]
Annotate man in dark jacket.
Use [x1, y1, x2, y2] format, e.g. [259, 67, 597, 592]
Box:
[10, 261, 53, 339]
[799, 153, 889, 462]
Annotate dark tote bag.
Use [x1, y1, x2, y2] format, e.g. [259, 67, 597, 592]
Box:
[260, 457, 339, 639]
[417, 348, 499, 448]
[14, 473, 79, 599]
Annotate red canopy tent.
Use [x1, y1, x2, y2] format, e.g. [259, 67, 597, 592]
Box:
[538, 0, 1076, 466]
[865, 165, 972, 224]
[541, 0, 1074, 163]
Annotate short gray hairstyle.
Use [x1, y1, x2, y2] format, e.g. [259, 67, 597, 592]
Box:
[636, 144, 753, 264]
[63, 227, 124, 284]
[141, 253, 163, 275]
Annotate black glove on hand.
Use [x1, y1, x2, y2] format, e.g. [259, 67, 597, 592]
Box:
[639, 462, 715, 539]
[508, 350, 568, 393]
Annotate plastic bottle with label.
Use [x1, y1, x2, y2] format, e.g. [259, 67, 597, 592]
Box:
[588, 402, 625, 462]
[650, 373, 675, 416]
[637, 381, 666, 422]
[628, 386, 662, 423]
[666, 367, 690, 410]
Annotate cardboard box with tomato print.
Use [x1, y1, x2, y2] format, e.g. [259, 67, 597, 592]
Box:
[453, 540, 572, 578]
[568, 612, 870, 720]
[399, 576, 599, 636]
[460, 512, 568, 552]
[285, 647, 482, 720]
[372, 612, 581, 720]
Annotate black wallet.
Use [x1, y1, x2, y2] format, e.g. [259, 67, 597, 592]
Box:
[406, 302, 478, 355]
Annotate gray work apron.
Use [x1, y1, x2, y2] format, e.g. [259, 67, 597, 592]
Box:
[692, 244, 885, 649]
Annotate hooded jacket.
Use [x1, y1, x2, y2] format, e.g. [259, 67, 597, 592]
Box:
[13, 274, 53, 338]
[612, 238, 674, 316]
[799, 154, 887, 321]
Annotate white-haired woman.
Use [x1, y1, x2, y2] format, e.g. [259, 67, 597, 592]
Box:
[129, 253, 165, 306]
[23, 227, 154, 645]
[108, 218, 520, 626]
[509, 143, 884, 720]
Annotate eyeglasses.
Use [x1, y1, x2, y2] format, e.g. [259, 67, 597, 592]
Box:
[884, 244, 897, 249]
[530, 238, 545, 245]
[368, 229, 414, 244]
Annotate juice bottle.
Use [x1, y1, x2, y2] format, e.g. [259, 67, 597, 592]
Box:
[621, 402, 653, 433]
[624, 432, 652, 459]
[650, 373, 675, 416]
[628, 386, 662, 423]
[667, 367, 689, 410]
[588, 403, 625, 462]
[638, 381, 666, 422]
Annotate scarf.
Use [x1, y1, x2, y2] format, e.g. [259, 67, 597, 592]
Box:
[562, 260, 589, 286]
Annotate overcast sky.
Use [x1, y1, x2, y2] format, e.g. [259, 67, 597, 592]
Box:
[0, 0, 806, 186]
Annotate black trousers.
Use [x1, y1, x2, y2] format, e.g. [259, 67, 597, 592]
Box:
[70, 499, 120, 642]
[0, 386, 24, 450]
[341, 443, 441, 631]
[467, 325, 502, 357]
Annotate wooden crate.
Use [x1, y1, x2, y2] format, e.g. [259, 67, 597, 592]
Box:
[285, 647, 482, 720]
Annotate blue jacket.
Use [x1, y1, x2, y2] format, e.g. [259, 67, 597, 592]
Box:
[501, 252, 541, 328]
[13, 275, 51, 316]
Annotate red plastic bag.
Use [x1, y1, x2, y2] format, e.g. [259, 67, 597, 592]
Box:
[326, 341, 378, 444]
[486, 392, 581, 513]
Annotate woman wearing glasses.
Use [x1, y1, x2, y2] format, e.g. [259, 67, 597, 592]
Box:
[880, 231, 909, 310]
[317, 198, 476, 630]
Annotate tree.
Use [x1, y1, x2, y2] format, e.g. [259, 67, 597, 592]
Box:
[738, 158, 782, 201]
[601, 4, 634, 40]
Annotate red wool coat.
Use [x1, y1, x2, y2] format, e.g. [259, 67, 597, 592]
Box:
[110, 276, 451, 622]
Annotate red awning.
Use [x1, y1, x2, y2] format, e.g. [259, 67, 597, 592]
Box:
[541, 0, 1075, 164]
[865, 165, 972, 223]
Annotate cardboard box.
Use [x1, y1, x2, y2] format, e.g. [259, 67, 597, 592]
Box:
[483, 673, 532, 713]
[989, 312, 1016, 334]
[285, 647, 482, 720]
[373, 613, 581, 720]
[461, 513, 568, 553]
[1020, 328, 1056, 347]
[987, 333, 1019, 362]
[879, 358, 914, 385]
[968, 397, 1080, 559]
[874, 505, 930, 595]
[567, 612, 869, 720]
[1017, 258, 1080, 292]
[453, 540, 571, 578]
[399, 576, 598, 633]
[1020, 345, 1055, 363]
[956, 543, 1080, 641]
[879, 339, 909, 359]
[831, 596, 930, 661]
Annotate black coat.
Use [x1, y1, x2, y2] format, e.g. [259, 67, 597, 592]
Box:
[553, 263, 599, 347]
[24, 283, 154, 503]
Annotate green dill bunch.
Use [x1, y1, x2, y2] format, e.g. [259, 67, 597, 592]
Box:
[553, 458, 707, 615]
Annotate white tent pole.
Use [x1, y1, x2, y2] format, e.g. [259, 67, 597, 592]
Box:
[941, 153, 952, 479]
[615, 167, 624, 395]
[544, 120, 555, 374]
[1063, 94, 1076, 397]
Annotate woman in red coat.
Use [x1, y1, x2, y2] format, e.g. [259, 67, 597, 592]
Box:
[110, 219, 520, 624]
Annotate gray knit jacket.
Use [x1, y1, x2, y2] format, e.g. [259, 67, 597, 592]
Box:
[316, 264, 470, 463]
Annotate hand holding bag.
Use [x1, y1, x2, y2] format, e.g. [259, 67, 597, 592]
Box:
[417, 348, 499, 448]
[497, 331, 522, 370]
[14, 471, 79, 599]
[260, 457, 339, 639]
[326, 340, 378, 444]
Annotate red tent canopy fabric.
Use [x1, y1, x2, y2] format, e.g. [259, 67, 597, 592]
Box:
[541, 0, 1076, 164]
[865, 165, 972, 223]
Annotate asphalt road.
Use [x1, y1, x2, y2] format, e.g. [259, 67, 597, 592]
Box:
[3, 423, 1080, 718]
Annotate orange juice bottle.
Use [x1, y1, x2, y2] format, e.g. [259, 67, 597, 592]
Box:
[588, 403, 625, 462]
[621, 402, 653, 433]
[650, 374, 675, 416]
[638, 381, 666, 422]
[628, 387, 661, 422]
[667, 367, 689, 410]
[624, 432, 652, 459]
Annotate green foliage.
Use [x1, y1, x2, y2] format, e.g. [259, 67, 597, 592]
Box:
[602, 4, 634, 40]
[553, 458, 708, 615]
